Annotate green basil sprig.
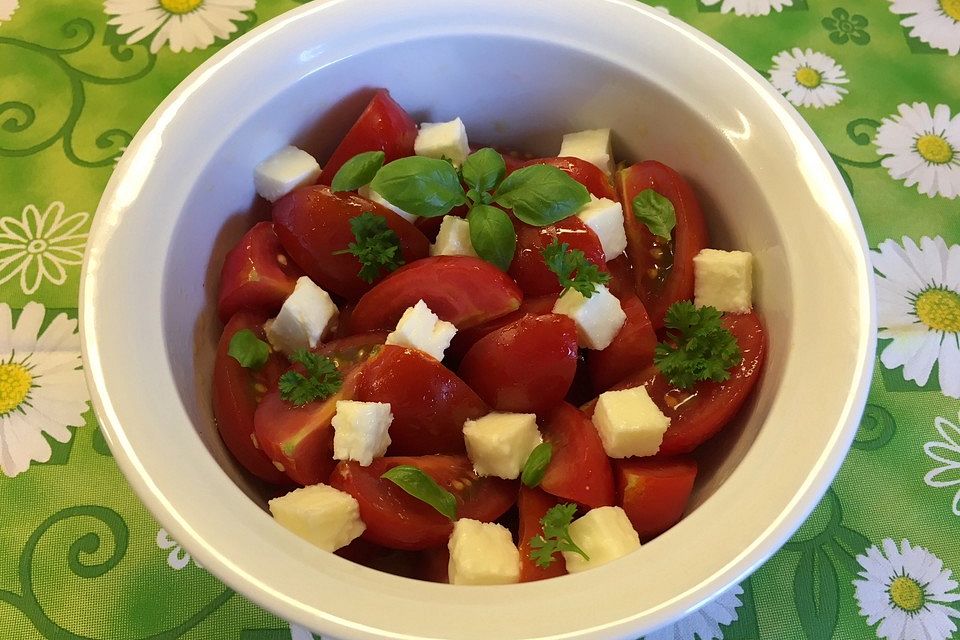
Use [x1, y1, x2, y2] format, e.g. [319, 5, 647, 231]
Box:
[381, 465, 457, 520]
[467, 205, 516, 271]
[632, 188, 676, 239]
[370, 156, 466, 217]
[228, 329, 270, 369]
[493, 164, 590, 226]
[330, 150, 385, 192]
[521, 442, 553, 488]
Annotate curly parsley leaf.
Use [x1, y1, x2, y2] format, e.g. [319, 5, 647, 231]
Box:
[529, 503, 588, 568]
[632, 188, 676, 239]
[332, 211, 404, 283]
[227, 329, 270, 369]
[653, 301, 742, 390]
[278, 350, 343, 406]
[541, 238, 611, 298]
[381, 465, 457, 520]
[330, 150, 385, 193]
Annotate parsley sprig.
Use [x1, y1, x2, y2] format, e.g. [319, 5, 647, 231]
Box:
[332, 211, 404, 283]
[529, 503, 589, 568]
[541, 238, 611, 298]
[278, 350, 343, 406]
[654, 301, 742, 390]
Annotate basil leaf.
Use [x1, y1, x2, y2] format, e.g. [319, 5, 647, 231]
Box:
[461, 147, 506, 193]
[370, 156, 466, 218]
[467, 205, 516, 271]
[493, 164, 590, 226]
[330, 151, 385, 193]
[521, 442, 553, 488]
[381, 465, 457, 521]
[632, 189, 676, 239]
[228, 329, 270, 369]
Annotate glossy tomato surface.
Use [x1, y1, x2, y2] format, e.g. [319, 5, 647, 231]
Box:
[446, 294, 559, 362]
[518, 157, 618, 200]
[588, 296, 657, 392]
[318, 90, 417, 185]
[518, 487, 568, 582]
[540, 403, 615, 508]
[509, 218, 606, 298]
[615, 457, 697, 541]
[330, 455, 516, 550]
[217, 222, 303, 323]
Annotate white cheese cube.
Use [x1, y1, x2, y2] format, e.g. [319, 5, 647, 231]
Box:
[430, 215, 478, 257]
[254, 146, 321, 202]
[562, 506, 641, 573]
[577, 196, 627, 261]
[593, 386, 670, 458]
[463, 413, 542, 480]
[357, 183, 417, 224]
[266, 276, 339, 355]
[332, 401, 393, 466]
[385, 299, 457, 361]
[558, 129, 614, 175]
[552, 284, 626, 350]
[447, 519, 520, 585]
[414, 118, 470, 166]
[268, 484, 365, 552]
[694, 249, 753, 313]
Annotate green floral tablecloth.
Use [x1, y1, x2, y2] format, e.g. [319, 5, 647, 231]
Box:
[1, 0, 959, 638]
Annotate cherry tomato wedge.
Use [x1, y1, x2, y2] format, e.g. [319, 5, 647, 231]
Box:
[509, 218, 606, 298]
[211, 312, 290, 484]
[540, 403, 615, 509]
[349, 256, 523, 333]
[318, 89, 417, 185]
[605, 255, 636, 301]
[329, 455, 517, 550]
[518, 487, 568, 582]
[217, 222, 304, 324]
[615, 457, 697, 541]
[446, 294, 558, 362]
[618, 161, 709, 328]
[588, 296, 657, 392]
[518, 157, 618, 201]
[459, 314, 578, 415]
[355, 345, 488, 455]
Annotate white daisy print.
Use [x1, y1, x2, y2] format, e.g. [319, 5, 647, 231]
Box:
[875, 102, 960, 199]
[925, 412, 960, 516]
[854, 538, 960, 640]
[890, 0, 960, 56]
[0, 0, 19, 22]
[873, 236, 960, 398]
[768, 48, 849, 109]
[700, 0, 792, 17]
[0, 201, 88, 296]
[645, 584, 744, 640]
[156, 528, 203, 570]
[0, 302, 89, 477]
[289, 623, 315, 640]
[104, 0, 256, 54]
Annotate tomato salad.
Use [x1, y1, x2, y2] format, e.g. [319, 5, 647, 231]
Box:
[213, 89, 765, 585]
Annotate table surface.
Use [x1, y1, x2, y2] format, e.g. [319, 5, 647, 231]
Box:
[1, 0, 959, 638]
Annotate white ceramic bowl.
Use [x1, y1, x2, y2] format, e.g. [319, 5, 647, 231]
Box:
[80, 0, 876, 638]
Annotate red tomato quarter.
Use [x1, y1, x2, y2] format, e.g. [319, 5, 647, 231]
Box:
[519, 157, 618, 201]
[509, 218, 606, 298]
[518, 487, 568, 582]
[615, 457, 697, 541]
[540, 403, 615, 508]
[588, 296, 657, 392]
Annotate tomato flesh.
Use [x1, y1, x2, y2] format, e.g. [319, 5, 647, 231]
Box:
[518, 487, 568, 581]
[446, 294, 559, 362]
[509, 218, 606, 298]
[615, 457, 697, 541]
[588, 296, 657, 392]
[540, 403, 615, 508]
[518, 157, 618, 201]
[330, 455, 517, 550]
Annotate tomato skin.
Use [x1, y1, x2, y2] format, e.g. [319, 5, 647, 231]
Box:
[329, 455, 517, 550]
[540, 403, 615, 508]
[217, 222, 304, 324]
[618, 161, 709, 328]
[509, 218, 606, 298]
[446, 294, 559, 362]
[518, 487, 568, 581]
[588, 296, 657, 392]
[318, 90, 417, 185]
[271, 185, 430, 300]
[605, 254, 636, 301]
[518, 157, 618, 201]
[349, 256, 523, 333]
[211, 312, 291, 484]
[615, 457, 697, 541]
[459, 314, 578, 415]
[355, 345, 488, 455]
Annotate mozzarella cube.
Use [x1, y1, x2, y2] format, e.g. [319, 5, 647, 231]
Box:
[430, 215, 478, 257]
[414, 118, 470, 166]
[448, 519, 520, 585]
[577, 196, 627, 261]
[593, 386, 670, 458]
[693, 249, 753, 313]
[332, 401, 393, 466]
[254, 146, 321, 202]
[463, 413, 542, 480]
[562, 506, 641, 573]
[357, 183, 417, 224]
[385, 299, 457, 361]
[268, 484, 365, 552]
[558, 129, 614, 175]
[552, 284, 626, 350]
[266, 276, 338, 355]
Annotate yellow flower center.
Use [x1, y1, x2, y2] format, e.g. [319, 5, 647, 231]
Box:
[915, 288, 960, 332]
[794, 66, 822, 89]
[888, 576, 925, 613]
[941, 0, 960, 21]
[0, 362, 32, 415]
[916, 134, 954, 165]
[159, 0, 203, 15]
